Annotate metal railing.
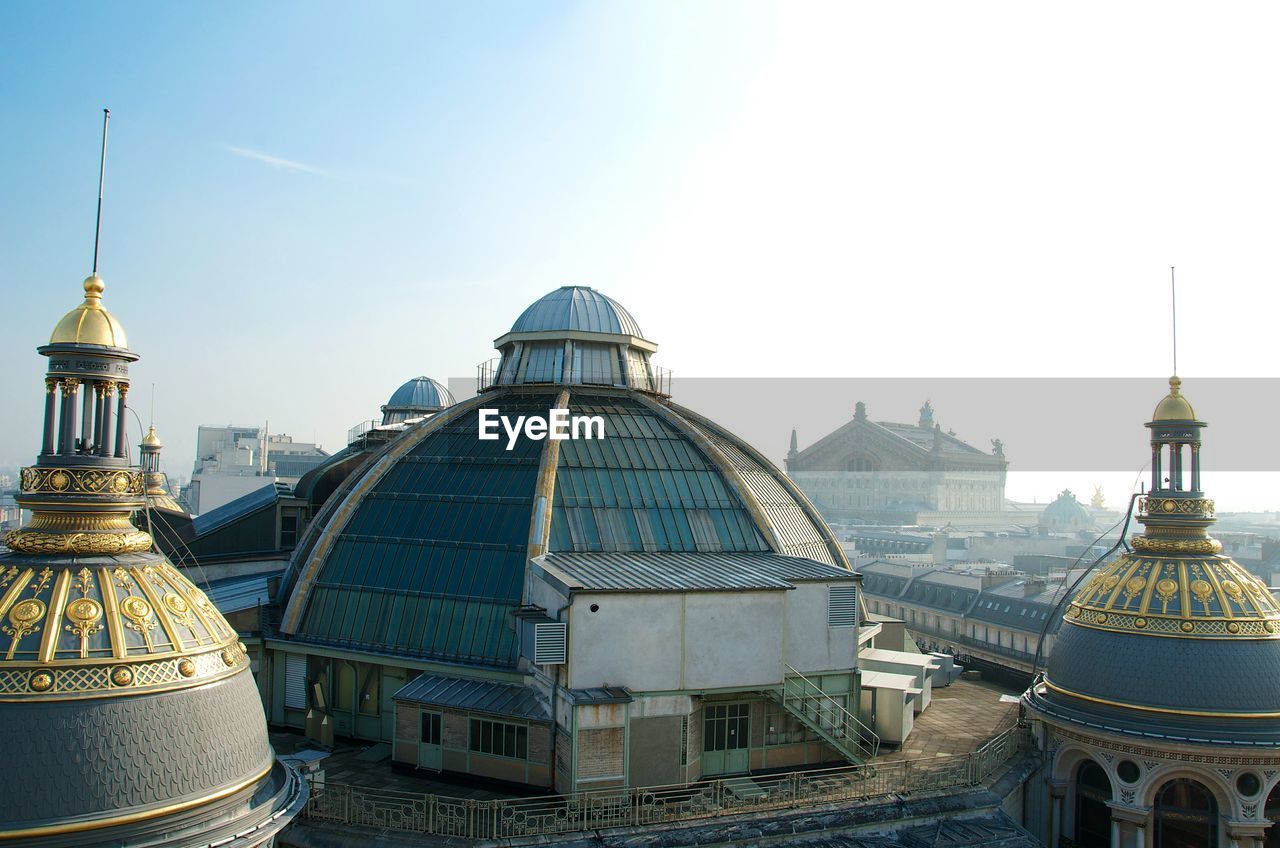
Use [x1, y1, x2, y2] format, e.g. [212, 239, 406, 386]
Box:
[300, 724, 1028, 840]
[780, 664, 880, 761]
[476, 357, 673, 396]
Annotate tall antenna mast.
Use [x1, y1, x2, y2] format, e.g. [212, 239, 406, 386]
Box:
[1170, 266, 1178, 375]
[92, 108, 110, 275]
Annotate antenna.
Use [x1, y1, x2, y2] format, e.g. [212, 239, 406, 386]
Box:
[150, 382, 155, 428]
[1170, 265, 1178, 375]
[92, 108, 110, 275]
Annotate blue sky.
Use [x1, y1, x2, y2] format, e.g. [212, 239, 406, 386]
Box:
[3, 2, 1279, 508]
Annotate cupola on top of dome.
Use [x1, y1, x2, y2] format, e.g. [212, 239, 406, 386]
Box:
[1150, 375, 1199, 423]
[503, 285, 648, 342]
[483, 286, 668, 395]
[48, 274, 130, 351]
[381, 376, 456, 425]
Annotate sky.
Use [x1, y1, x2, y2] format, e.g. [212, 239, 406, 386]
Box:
[2, 1, 1279, 509]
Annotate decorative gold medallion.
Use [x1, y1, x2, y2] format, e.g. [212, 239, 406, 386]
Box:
[1134, 618, 1147, 628]
[1180, 621, 1195, 632]
[111, 666, 134, 686]
[28, 672, 53, 692]
[1227, 622, 1241, 634]
[177, 659, 196, 677]
[119, 596, 152, 623]
[49, 471, 70, 492]
[162, 593, 190, 615]
[9, 599, 45, 627]
[1190, 579, 1213, 604]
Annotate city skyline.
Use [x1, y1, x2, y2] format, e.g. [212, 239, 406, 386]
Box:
[4, 2, 1280, 509]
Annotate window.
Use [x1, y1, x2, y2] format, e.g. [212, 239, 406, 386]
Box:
[470, 718, 528, 759]
[421, 711, 441, 745]
[764, 702, 818, 746]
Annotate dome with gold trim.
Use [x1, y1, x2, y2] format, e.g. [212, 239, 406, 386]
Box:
[48, 274, 130, 350]
[0, 271, 302, 845]
[1025, 377, 1280, 747]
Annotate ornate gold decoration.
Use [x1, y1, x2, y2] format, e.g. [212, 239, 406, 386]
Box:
[1067, 549, 1280, 639]
[1131, 535, 1223, 554]
[3, 599, 47, 656]
[1138, 496, 1214, 518]
[60, 378, 80, 396]
[4, 528, 152, 555]
[0, 642, 247, 701]
[44, 378, 57, 393]
[18, 466, 144, 496]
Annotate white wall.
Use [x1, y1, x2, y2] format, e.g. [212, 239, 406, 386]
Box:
[562, 583, 858, 692]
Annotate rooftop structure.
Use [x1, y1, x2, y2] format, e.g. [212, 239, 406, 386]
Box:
[267, 286, 943, 794]
[0, 266, 303, 844]
[1023, 376, 1280, 847]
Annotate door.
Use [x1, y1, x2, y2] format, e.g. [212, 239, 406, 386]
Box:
[702, 703, 750, 775]
[418, 710, 443, 771]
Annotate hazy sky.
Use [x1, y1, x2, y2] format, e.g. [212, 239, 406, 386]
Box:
[3, 2, 1279, 508]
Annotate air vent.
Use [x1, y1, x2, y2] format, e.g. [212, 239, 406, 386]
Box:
[828, 585, 858, 628]
[533, 622, 568, 665]
[284, 653, 307, 709]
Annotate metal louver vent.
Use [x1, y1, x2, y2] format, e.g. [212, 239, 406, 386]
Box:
[533, 622, 568, 665]
[284, 653, 307, 709]
[828, 585, 858, 628]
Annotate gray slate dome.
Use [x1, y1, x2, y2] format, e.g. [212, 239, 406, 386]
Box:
[510, 286, 645, 338]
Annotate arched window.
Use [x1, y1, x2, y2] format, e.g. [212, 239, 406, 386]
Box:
[1075, 760, 1112, 847]
[1154, 778, 1218, 848]
[1264, 783, 1280, 848]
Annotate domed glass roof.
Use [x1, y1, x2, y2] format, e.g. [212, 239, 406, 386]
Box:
[49, 274, 129, 349]
[280, 389, 844, 666]
[509, 286, 645, 338]
[385, 376, 455, 410]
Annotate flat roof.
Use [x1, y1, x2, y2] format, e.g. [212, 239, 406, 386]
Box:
[860, 669, 924, 694]
[534, 551, 856, 593]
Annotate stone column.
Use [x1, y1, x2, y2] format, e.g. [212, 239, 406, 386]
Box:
[114, 384, 129, 458]
[98, 382, 116, 457]
[41, 378, 58, 455]
[79, 379, 96, 453]
[1190, 444, 1201, 492]
[59, 378, 80, 455]
[1107, 802, 1151, 848]
[1048, 779, 1068, 848]
[1151, 445, 1162, 492]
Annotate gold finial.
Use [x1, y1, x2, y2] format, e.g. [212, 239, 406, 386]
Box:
[83, 273, 105, 303]
[1168, 375, 1181, 395]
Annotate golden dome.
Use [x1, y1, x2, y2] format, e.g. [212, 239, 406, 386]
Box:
[141, 425, 162, 448]
[1151, 375, 1196, 421]
[48, 274, 129, 349]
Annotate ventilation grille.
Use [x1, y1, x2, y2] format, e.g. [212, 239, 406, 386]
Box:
[533, 622, 568, 665]
[828, 585, 858, 628]
[284, 653, 307, 709]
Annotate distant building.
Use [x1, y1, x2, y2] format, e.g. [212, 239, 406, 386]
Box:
[786, 400, 1007, 526]
[186, 425, 327, 514]
[859, 559, 1077, 676]
[1037, 489, 1095, 533]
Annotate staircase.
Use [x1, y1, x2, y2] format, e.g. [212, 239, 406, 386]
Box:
[770, 664, 880, 765]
